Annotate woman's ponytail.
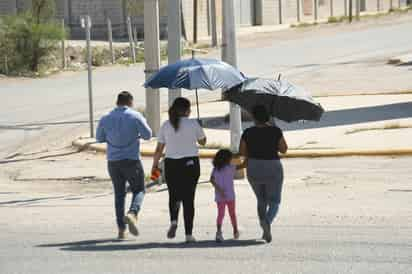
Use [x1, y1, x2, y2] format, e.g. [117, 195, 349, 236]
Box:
[168, 97, 191, 131]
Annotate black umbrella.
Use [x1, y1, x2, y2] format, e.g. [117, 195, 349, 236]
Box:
[223, 78, 324, 122]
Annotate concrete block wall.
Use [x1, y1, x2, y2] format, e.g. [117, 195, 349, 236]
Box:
[2, 0, 410, 41]
[182, 0, 212, 42]
[67, 0, 127, 39]
[260, 0, 281, 25]
[0, 1, 17, 15]
[283, 0, 299, 23]
[380, 0, 393, 10]
[331, 0, 348, 17]
[317, 0, 332, 19]
[16, 0, 31, 12]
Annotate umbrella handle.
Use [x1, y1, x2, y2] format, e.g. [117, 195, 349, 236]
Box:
[195, 89, 200, 121]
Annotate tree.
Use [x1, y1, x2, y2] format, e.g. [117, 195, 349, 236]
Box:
[32, 0, 56, 23]
[0, 0, 64, 73]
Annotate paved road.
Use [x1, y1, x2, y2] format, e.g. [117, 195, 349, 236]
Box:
[1, 17, 412, 159]
[1, 156, 412, 274]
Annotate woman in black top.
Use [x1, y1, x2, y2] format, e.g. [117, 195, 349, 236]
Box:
[239, 105, 288, 243]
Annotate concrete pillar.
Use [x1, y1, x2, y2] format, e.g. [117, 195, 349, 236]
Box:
[297, 0, 302, 22]
[222, 0, 242, 153]
[144, 0, 161, 135]
[168, 0, 182, 107]
[255, 0, 264, 25]
[279, 0, 283, 24]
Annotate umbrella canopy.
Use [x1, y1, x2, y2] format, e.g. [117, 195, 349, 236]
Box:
[144, 58, 246, 90]
[223, 78, 324, 122]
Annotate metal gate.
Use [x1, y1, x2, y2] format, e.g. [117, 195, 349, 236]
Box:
[234, 0, 254, 26]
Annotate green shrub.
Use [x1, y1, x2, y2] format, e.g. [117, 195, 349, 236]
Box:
[0, 0, 64, 74]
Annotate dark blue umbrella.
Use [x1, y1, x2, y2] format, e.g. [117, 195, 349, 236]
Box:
[144, 58, 246, 119]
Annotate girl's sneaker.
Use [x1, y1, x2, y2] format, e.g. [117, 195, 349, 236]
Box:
[215, 231, 224, 243]
[185, 235, 197, 243]
[234, 230, 240, 240]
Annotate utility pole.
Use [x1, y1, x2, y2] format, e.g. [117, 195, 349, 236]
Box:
[82, 16, 94, 138]
[168, 0, 182, 106]
[61, 19, 66, 69]
[222, 0, 242, 153]
[193, 0, 198, 44]
[344, 0, 348, 17]
[279, 0, 283, 24]
[330, 0, 334, 17]
[210, 0, 218, 47]
[107, 18, 115, 64]
[127, 16, 136, 63]
[144, 0, 161, 135]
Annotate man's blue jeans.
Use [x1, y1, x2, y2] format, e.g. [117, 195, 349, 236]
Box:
[108, 159, 145, 230]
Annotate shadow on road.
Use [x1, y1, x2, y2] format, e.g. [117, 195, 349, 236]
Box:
[38, 238, 265, 251]
[0, 195, 71, 206]
[202, 102, 412, 132]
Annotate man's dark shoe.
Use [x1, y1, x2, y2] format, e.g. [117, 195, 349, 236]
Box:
[167, 223, 178, 239]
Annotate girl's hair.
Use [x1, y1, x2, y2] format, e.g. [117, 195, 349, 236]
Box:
[169, 97, 191, 131]
[213, 149, 233, 171]
[252, 105, 270, 124]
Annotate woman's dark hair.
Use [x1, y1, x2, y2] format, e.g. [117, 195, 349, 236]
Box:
[117, 91, 133, 106]
[169, 97, 191, 131]
[213, 149, 233, 171]
[252, 105, 270, 124]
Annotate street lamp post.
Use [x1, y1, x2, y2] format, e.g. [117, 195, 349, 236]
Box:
[81, 16, 94, 138]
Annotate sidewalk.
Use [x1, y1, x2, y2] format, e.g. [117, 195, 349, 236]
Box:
[73, 93, 412, 158]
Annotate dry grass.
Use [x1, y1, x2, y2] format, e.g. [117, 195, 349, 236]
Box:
[345, 122, 412, 135]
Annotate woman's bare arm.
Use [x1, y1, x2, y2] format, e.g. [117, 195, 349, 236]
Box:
[278, 136, 288, 154]
[198, 137, 207, 146]
[152, 143, 166, 172]
[239, 139, 248, 157]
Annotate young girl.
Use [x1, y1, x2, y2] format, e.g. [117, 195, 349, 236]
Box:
[210, 149, 246, 242]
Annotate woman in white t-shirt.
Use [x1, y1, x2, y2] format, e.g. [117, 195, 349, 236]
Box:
[152, 97, 207, 243]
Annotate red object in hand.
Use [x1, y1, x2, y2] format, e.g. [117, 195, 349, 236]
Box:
[151, 169, 161, 181]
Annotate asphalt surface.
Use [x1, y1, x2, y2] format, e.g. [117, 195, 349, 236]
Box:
[1, 156, 412, 274]
[1, 15, 412, 159]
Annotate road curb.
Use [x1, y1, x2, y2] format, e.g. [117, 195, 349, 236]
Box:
[73, 139, 412, 159]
